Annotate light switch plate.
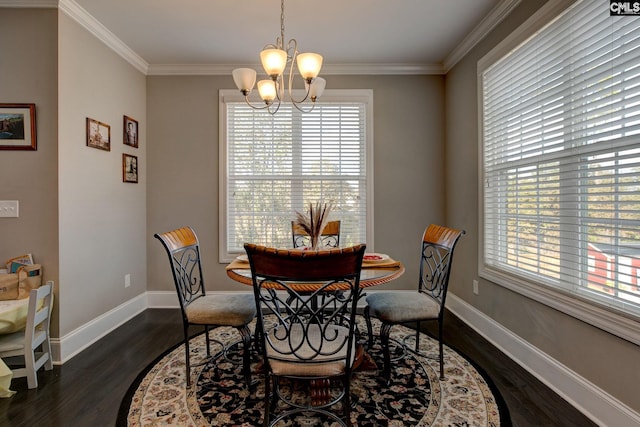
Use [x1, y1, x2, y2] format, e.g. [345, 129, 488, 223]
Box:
[0, 200, 19, 218]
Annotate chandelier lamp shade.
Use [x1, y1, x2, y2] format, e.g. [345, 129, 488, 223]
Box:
[232, 0, 326, 114]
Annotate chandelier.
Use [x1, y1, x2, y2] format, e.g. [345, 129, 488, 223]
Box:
[232, 0, 326, 114]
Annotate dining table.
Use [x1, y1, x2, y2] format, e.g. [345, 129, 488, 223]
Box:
[225, 249, 405, 406]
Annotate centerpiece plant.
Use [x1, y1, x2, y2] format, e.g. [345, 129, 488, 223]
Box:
[294, 201, 334, 250]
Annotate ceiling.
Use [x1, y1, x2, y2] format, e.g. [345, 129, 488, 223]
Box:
[4, 0, 512, 74]
[70, 0, 511, 74]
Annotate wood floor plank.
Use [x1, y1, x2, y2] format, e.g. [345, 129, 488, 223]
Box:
[422, 312, 598, 427]
[0, 308, 595, 426]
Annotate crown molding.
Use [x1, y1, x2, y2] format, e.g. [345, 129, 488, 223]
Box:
[58, 0, 149, 74]
[443, 0, 522, 72]
[322, 63, 445, 76]
[147, 62, 445, 76]
[0, 0, 57, 6]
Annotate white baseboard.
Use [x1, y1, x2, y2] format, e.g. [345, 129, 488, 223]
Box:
[147, 290, 180, 308]
[51, 290, 242, 363]
[51, 293, 147, 364]
[446, 293, 640, 427]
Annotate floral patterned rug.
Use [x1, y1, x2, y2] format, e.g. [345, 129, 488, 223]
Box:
[119, 317, 510, 426]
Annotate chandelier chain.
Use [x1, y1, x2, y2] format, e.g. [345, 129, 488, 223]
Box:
[280, 0, 285, 48]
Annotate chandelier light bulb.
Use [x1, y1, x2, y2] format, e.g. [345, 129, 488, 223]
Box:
[257, 79, 277, 103]
[232, 68, 257, 94]
[306, 77, 326, 101]
[297, 53, 323, 80]
[260, 49, 288, 77]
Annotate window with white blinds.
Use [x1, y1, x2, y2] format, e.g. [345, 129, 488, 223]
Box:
[480, 0, 640, 330]
[219, 90, 373, 260]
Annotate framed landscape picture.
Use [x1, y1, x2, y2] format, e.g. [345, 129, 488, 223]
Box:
[0, 103, 37, 150]
[123, 153, 138, 183]
[123, 115, 138, 148]
[86, 117, 111, 151]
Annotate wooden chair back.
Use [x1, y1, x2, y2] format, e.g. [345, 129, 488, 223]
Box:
[154, 227, 205, 315]
[419, 224, 465, 308]
[244, 243, 366, 366]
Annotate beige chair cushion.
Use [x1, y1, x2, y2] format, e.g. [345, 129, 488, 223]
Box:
[366, 292, 440, 323]
[186, 294, 256, 327]
[266, 323, 355, 377]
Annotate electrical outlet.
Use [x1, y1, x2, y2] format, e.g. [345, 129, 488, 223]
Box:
[125, 274, 131, 288]
[473, 279, 479, 295]
[0, 200, 19, 218]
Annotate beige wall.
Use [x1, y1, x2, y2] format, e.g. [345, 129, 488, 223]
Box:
[0, 9, 59, 335]
[445, 0, 640, 412]
[57, 12, 147, 339]
[146, 74, 446, 294]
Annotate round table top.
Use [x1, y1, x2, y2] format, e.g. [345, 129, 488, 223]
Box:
[226, 262, 405, 292]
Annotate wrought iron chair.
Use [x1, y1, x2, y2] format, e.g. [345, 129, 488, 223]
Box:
[155, 226, 256, 387]
[364, 224, 464, 383]
[244, 243, 366, 427]
[292, 220, 341, 248]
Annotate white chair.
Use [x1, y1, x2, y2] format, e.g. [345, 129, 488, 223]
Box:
[0, 281, 53, 389]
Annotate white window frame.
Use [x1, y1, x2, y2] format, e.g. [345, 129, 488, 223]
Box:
[219, 89, 374, 263]
[478, 0, 640, 345]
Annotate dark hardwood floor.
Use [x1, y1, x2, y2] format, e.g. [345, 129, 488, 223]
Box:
[427, 312, 597, 427]
[0, 308, 596, 426]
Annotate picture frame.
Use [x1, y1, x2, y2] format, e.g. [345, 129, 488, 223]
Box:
[0, 103, 37, 150]
[123, 153, 138, 183]
[86, 117, 110, 151]
[123, 115, 138, 148]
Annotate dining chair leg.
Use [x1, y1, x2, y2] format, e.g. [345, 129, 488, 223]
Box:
[414, 320, 422, 352]
[379, 322, 392, 386]
[25, 349, 38, 389]
[204, 325, 211, 357]
[238, 325, 253, 386]
[364, 306, 374, 348]
[344, 376, 352, 427]
[263, 373, 271, 427]
[184, 325, 192, 387]
[438, 319, 445, 380]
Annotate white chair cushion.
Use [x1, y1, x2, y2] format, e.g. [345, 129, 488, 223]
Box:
[366, 291, 441, 323]
[266, 323, 355, 377]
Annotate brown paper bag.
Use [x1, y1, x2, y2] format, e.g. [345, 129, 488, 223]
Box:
[0, 274, 19, 300]
[17, 264, 42, 299]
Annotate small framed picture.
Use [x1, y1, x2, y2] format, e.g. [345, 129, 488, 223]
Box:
[0, 103, 37, 150]
[123, 153, 138, 183]
[123, 115, 138, 148]
[86, 117, 110, 151]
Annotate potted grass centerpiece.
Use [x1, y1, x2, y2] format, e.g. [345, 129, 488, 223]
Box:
[294, 201, 334, 250]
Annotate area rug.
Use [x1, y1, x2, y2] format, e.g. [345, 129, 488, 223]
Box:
[118, 317, 510, 426]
